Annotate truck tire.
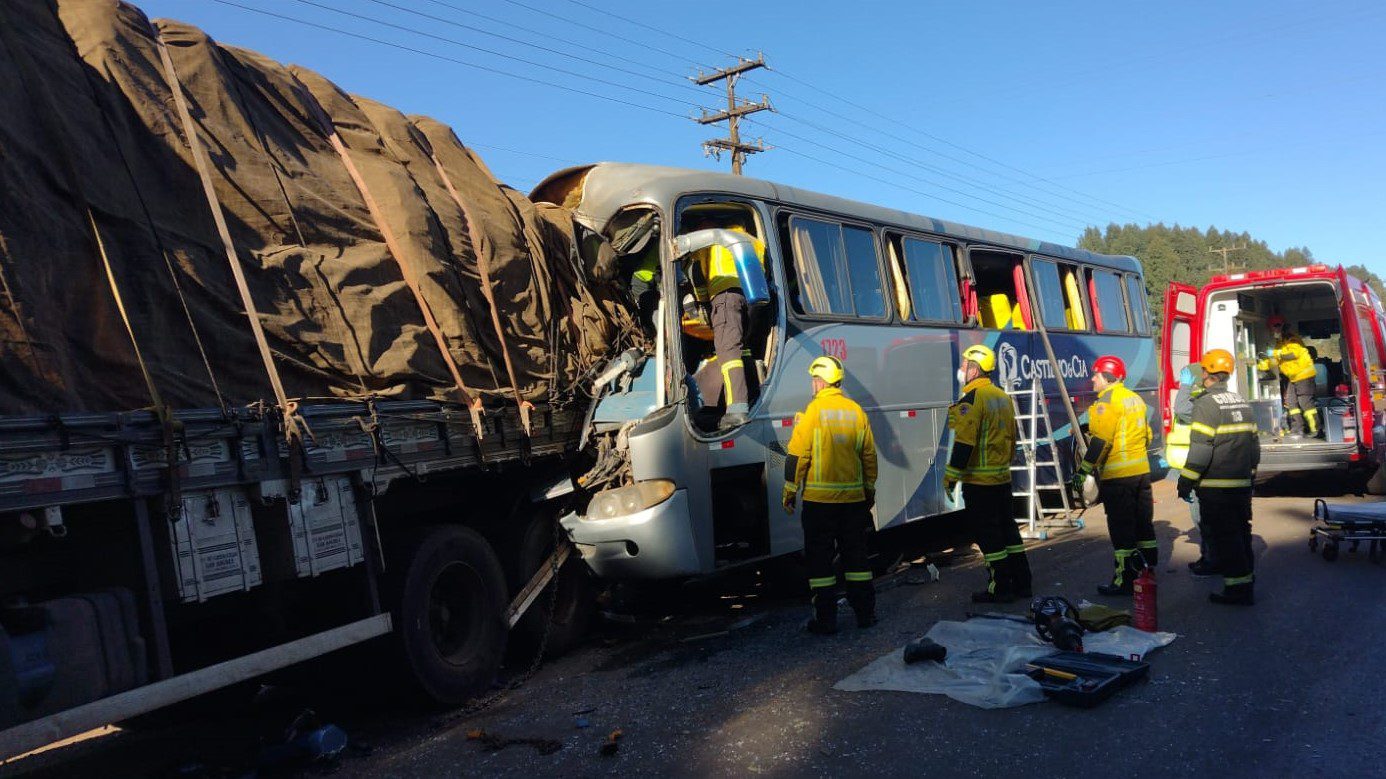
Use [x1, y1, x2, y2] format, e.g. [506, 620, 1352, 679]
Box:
[508, 513, 595, 658]
[391, 525, 508, 705]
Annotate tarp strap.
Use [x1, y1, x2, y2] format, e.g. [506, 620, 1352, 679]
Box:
[427, 145, 534, 435]
[153, 31, 303, 443]
[0, 11, 190, 513]
[294, 84, 486, 440]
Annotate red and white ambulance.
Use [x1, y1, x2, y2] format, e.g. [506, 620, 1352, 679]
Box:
[1161, 264, 1386, 479]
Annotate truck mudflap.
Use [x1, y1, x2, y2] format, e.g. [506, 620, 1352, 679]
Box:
[559, 490, 705, 579]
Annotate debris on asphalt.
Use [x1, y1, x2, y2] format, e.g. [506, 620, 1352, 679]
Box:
[600, 729, 624, 756]
[466, 729, 563, 756]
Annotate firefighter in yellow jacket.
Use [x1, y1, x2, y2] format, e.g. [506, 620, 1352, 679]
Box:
[782, 356, 878, 634]
[1257, 314, 1319, 438]
[945, 344, 1033, 603]
[1070, 355, 1156, 595]
[685, 215, 767, 429]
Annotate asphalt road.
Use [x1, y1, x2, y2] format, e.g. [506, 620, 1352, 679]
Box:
[9, 475, 1386, 778]
[357, 475, 1386, 778]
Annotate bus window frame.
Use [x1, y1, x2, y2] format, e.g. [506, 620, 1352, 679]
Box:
[1026, 255, 1092, 334]
[1087, 265, 1136, 336]
[671, 193, 786, 407]
[885, 230, 965, 327]
[1123, 271, 1152, 336]
[777, 208, 894, 324]
[963, 245, 1031, 332]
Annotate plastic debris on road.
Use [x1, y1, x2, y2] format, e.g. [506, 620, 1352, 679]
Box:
[834, 616, 1176, 708]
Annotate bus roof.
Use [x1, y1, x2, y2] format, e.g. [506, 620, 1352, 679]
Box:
[532, 162, 1140, 273]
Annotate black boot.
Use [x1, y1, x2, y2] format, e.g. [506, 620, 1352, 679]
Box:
[971, 589, 1016, 604]
[1139, 544, 1159, 568]
[1006, 549, 1033, 598]
[805, 592, 839, 634]
[1210, 582, 1254, 606]
[1187, 558, 1216, 577]
[1096, 581, 1133, 597]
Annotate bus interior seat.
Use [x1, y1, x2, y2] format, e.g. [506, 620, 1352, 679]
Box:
[980, 293, 1015, 329]
[1062, 270, 1087, 330]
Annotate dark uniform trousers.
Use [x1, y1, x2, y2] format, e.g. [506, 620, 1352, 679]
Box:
[801, 500, 875, 622]
[694, 291, 758, 413]
[1284, 377, 1317, 434]
[1099, 473, 1158, 586]
[1198, 487, 1254, 585]
[963, 483, 1033, 596]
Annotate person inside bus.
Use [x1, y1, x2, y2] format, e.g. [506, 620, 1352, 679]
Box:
[681, 212, 767, 430]
[1257, 314, 1319, 439]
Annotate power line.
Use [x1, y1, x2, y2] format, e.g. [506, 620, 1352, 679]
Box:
[205, 0, 687, 120]
[769, 142, 1074, 243]
[417, 0, 710, 97]
[286, 0, 695, 109]
[760, 68, 1158, 222]
[553, 0, 1153, 221]
[494, 0, 711, 71]
[360, 0, 710, 102]
[747, 117, 1088, 234]
[563, 0, 742, 62]
[769, 109, 1107, 227]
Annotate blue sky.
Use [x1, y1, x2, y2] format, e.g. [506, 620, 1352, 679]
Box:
[137, 0, 1384, 275]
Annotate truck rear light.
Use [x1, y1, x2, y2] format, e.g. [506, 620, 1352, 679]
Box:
[1350, 452, 1362, 462]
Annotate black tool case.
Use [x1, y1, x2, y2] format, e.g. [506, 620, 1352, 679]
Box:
[1027, 652, 1150, 707]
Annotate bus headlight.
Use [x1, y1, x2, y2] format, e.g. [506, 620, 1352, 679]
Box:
[586, 480, 675, 519]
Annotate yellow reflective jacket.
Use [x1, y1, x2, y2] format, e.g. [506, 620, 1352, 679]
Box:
[1081, 382, 1152, 479]
[945, 378, 1017, 486]
[690, 228, 766, 300]
[785, 387, 878, 503]
[1257, 334, 1316, 382]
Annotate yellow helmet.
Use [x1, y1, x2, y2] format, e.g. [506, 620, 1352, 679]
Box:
[808, 355, 844, 385]
[962, 344, 996, 372]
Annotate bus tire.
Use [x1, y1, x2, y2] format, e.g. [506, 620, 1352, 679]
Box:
[508, 512, 595, 658]
[391, 525, 508, 705]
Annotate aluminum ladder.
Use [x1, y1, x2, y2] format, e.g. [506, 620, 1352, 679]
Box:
[1009, 376, 1079, 540]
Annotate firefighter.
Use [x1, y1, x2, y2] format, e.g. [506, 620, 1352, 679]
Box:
[1257, 314, 1319, 439]
[782, 356, 878, 634]
[685, 215, 766, 429]
[1178, 348, 1261, 605]
[1070, 355, 1157, 596]
[944, 344, 1033, 603]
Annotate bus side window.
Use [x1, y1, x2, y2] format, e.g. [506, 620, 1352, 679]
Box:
[970, 250, 1030, 330]
[895, 236, 962, 323]
[1089, 268, 1131, 334]
[785, 215, 886, 318]
[1031, 258, 1087, 331]
[1125, 274, 1151, 335]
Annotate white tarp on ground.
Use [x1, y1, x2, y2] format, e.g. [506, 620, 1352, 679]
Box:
[834, 617, 1177, 709]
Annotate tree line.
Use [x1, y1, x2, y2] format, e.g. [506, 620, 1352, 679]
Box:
[1077, 223, 1384, 334]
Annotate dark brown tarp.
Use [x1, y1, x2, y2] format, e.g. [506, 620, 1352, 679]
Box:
[0, 0, 636, 416]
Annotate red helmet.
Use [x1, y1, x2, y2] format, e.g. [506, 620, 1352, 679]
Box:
[1093, 355, 1127, 381]
[1268, 314, 1286, 329]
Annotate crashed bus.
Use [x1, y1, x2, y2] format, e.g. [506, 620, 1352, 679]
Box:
[539, 164, 1166, 579]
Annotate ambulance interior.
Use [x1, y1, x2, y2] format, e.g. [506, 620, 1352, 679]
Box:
[1203, 281, 1352, 442]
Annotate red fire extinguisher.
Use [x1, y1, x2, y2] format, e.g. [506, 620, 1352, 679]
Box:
[1132, 567, 1157, 632]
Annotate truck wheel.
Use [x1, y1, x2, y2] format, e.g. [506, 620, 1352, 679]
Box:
[508, 513, 595, 658]
[392, 525, 508, 705]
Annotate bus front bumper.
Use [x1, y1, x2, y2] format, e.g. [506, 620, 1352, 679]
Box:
[559, 489, 705, 579]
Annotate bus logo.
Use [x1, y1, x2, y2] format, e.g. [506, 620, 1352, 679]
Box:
[998, 341, 1089, 390]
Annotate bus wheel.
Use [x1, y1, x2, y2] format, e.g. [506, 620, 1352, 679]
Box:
[392, 525, 508, 705]
[508, 512, 595, 658]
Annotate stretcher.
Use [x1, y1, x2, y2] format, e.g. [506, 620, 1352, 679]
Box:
[1309, 499, 1386, 563]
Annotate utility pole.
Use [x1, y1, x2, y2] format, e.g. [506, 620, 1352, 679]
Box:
[692, 54, 772, 175]
[1208, 243, 1247, 273]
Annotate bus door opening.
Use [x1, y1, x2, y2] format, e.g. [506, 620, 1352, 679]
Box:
[673, 202, 777, 433]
